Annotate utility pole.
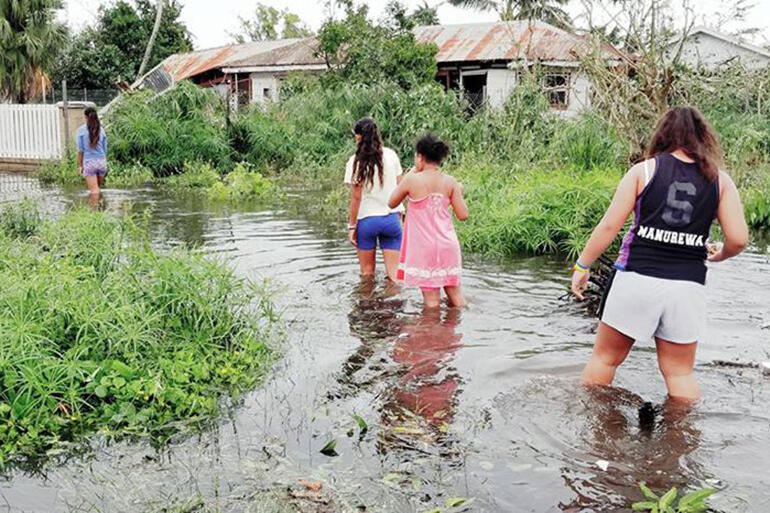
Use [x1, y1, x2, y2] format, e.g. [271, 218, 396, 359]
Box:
[137, 0, 165, 80]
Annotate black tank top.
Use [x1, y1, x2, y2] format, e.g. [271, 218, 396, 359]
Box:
[615, 153, 719, 285]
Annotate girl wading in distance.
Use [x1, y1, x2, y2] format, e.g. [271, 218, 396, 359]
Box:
[571, 106, 749, 401]
[345, 118, 405, 281]
[77, 106, 108, 204]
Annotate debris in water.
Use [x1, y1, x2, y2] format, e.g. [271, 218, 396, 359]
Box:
[638, 401, 657, 431]
[320, 439, 338, 457]
[299, 479, 323, 491]
[595, 459, 610, 471]
[761, 362, 770, 376]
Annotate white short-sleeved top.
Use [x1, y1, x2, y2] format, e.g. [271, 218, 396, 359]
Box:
[345, 146, 405, 219]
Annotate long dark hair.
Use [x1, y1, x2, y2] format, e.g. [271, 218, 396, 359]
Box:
[84, 106, 101, 149]
[646, 106, 722, 182]
[352, 118, 384, 188]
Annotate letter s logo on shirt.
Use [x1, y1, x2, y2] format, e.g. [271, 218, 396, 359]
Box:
[662, 181, 696, 227]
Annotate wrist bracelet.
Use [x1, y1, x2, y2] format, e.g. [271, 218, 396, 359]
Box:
[573, 260, 590, 273]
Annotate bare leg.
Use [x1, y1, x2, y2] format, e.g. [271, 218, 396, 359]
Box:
[444, 285, 466, 307]
[581, 322, 634, 386]
[421, 288, 441, 309]
[97, 175, 106, 189]
[382, 249, 400, 282]
[356, 249, 376, 277]
[85, 175, 100, 209]
[655, 338, 700, 402]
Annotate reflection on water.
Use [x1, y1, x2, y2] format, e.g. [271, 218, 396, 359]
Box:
[0, 180, 768, 513]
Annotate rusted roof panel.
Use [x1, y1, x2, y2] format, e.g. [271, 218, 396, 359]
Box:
[157, 37, 324, 82]
[415, 21, 622, 63]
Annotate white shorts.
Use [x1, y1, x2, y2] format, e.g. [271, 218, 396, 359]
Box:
[600, 270, 705, 344]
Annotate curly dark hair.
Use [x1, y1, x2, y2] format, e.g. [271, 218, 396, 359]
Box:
[352, 118, 384, 188]
[416, 133, 450, 164]
[646, 106, 722, 182]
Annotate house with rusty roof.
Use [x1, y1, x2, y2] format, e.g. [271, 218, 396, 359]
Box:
[135, 20, 622, 116]
[414, 21, 623, 115]
[134, 37, 325, 108]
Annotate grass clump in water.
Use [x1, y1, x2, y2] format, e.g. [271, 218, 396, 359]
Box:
[0, 202, 275, 469]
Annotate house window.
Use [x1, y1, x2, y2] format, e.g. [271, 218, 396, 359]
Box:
[543, 72, 571, 109]
[263, 88, 271, 99]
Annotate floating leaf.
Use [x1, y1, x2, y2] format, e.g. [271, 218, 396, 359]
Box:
[631, 501, 657, 511]
[446, 497, 467, 507]
[320, 439, 338, 456]
[352, 414, 368, 435]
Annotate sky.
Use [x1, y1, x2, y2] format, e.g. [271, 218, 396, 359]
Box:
[59, 0, 770, 51]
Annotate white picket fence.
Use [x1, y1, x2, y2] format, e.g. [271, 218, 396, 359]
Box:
[0, 104, 62, 159]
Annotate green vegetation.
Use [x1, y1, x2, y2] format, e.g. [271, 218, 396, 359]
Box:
[51, 0, 192, 90]
[0, 0, 66, 103]
[41, 3, 768, 258]
[632, 482, 715, 513]
[0, 202, 275, 469]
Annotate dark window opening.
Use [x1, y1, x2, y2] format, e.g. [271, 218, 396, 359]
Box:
[462, 73, 487, 111]
[543, 72, 570, 109]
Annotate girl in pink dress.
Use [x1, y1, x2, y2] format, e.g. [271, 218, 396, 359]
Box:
[388, 134, 468, 308]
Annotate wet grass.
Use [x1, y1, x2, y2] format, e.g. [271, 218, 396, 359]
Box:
[0, 202, 276, 470]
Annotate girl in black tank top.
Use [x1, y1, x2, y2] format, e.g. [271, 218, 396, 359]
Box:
[569, 106, 749, 402]
[616, 153, 720, 285]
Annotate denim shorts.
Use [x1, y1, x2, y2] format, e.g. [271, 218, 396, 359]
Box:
[356, 212, 402, 251]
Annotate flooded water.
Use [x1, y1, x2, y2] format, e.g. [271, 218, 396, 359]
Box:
[1, 180, 769, 512]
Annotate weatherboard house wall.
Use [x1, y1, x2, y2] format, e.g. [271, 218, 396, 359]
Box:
[670, 27, 770, 70]
[414, 21, 624, 116]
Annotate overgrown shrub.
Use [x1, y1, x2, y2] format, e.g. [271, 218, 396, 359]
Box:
[105, 82, 232, 176]
[0, 205, 275, 469]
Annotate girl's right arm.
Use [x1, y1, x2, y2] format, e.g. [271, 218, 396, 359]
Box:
[708, 171, 749, 262]
[348, 183, 362, 246]
[388, 174, 411, 209]
[77, 151, 84, 173]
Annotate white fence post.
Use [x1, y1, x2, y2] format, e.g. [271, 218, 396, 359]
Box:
[0, 104, 63, 160]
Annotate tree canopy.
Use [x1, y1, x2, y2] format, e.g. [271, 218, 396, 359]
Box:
[317, 3, 438, 90]
[52, 0, 192, 90]
[447, 0, 571, 28]
[229, 3, 313, 43]
[0, 0, 66, 102]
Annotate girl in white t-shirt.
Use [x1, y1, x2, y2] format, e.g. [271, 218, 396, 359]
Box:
[346, 118, 405, 281]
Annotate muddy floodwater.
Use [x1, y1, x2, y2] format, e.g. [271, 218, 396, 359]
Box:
[1, 179, 769, 512]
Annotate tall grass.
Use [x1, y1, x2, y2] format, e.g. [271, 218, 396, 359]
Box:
[0, 202, 275, 469]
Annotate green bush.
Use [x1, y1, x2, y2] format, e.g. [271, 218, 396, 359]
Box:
[0, 205, 275, 469]
[162, 161, 221, 189]
[105, 82, 232, 176]
[208, 163, 277, 201]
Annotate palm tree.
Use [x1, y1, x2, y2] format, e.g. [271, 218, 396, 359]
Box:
[447, 0, 571, 28]
[0, 0, 66, 103]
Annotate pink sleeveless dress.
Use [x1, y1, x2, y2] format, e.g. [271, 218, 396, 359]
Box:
[397, 193, 462, 288]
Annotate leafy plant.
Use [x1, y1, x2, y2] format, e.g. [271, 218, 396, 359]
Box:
[0, 204, 276, 469]
[632, 482, 715, 513]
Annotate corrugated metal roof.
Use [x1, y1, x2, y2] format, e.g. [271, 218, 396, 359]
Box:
[414, 21, 622, 63]
[153, 37, 324, 83]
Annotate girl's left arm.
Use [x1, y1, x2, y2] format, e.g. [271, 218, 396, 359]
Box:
[572, 166, 640, 299]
